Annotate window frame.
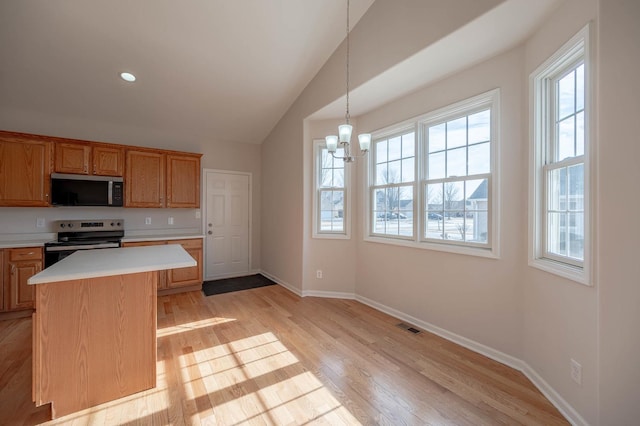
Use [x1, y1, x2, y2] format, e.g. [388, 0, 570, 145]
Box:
[364, 89, 500, 259]
[312, 139, 351, 239]
[369, 128, 417, 241]
[529, 24, 592, 285]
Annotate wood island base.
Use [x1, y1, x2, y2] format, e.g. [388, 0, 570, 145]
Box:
[32, 271, 157, 419]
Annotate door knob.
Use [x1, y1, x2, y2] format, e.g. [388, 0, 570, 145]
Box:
[208, 223, 212, 227]
[207, 231, 212, 235]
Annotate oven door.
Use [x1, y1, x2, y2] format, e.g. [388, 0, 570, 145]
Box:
[44, 242, 121, 268]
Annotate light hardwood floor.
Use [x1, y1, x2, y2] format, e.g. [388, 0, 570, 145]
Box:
[0, 285, 568, 425]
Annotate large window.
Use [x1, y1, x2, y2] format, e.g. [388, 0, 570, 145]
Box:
[366, 90, 499, 257]
[424, 109, 491, 245]
[530, 25, 591, 284]
[313, 140, 349, 238]
[371, 131, 415, 238]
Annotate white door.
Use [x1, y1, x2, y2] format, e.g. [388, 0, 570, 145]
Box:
[204, 171, 250, 279]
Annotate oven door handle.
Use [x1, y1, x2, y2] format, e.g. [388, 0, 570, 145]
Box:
[45, 243, 121, 252]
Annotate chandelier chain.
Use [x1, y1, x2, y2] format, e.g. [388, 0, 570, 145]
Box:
[345, 0, 350, 124]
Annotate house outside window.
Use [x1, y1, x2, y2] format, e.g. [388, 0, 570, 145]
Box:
[530, 24, 591, 284]
[366, 89, 500, 258]
[313, 140, 350, 238]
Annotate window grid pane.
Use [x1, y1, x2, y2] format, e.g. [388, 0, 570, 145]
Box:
[317, 145, 346, 234]
[423, 108, 492, 247]
[544, 59, 586, 263]
[371, 132, 416, 239]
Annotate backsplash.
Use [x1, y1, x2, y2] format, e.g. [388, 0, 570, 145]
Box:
[0, 207, 201, 241]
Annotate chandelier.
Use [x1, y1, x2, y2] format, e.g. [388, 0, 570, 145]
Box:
[325, 0, 370, 163]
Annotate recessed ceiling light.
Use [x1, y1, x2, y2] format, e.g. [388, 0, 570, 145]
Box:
[120, 72, 136, 82]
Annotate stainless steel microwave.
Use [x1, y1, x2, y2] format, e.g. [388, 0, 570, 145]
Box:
[51, 173, 124, 207]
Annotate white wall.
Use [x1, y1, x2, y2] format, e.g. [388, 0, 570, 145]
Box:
[597, 0, 640, 423]
[261, 0, 504, 292]
[302, 119, 358, 295]
[522, 1, 598, 422]
[354, 46, 525, 359]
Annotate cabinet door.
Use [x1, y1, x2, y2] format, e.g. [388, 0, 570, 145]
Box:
[125, 150, 165, 208]
[54, 142, 91, 174]
[93, 145, 124, 176]
[166, 154, 200, 208]
[7, 248, 42, 311]
[0, 137, 52, 207]
[121, 241, 168, 289]
[0, 250, 4, 312]
[167, 239, 203, 288]
[7, 260, 40, 311]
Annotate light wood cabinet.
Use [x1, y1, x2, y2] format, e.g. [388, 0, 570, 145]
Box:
[0, 250, 3, 311]
[0, 134, 52, 207]
[166, 239, 203, 288]
[93, 145, 124, 176]
[5, 247, 42, 311]
[125, 150, 165, 208]
[121, 241, 168, 289]
[54, 142, 91, 174]
[122, 238, 202, 294]
[166, 154, 200, 208]
[126, 150, 201, 208]
[54, 142, 124, 177]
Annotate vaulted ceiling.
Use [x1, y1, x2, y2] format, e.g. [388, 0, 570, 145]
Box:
[0, 1, 560, 146]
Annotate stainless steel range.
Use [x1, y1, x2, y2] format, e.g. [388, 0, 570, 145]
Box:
[44, 219, 125, 268]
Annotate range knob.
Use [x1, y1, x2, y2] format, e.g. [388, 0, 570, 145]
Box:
[111, 222, 115, 227]
[68, 223, 74, 228]
[117, 222, 121, 226]
[60, 223, 66, 228]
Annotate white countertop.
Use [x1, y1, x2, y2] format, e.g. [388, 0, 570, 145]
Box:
[121, 233, 204, 243]
[28, 244, 196, 285]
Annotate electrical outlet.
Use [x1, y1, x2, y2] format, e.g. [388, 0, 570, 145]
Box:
[145, 217, 152, 225]
[195, 210, 201, 219]
[316, 270, 323, 279]
[168, 217, 174, 225]
[36, 218, 45, 228]
[570, 359, 582, 385]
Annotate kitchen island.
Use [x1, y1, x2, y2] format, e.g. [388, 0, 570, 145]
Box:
[28, 244, 196, 419]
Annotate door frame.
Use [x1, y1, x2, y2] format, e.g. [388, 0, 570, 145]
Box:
[202, 168, 253, 281]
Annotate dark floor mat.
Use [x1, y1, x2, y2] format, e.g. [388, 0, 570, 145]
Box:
[202, 274, 276, 296]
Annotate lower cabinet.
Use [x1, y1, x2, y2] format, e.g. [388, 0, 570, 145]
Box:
[1, 247, 42, 313]
[122, 239, 202, 294]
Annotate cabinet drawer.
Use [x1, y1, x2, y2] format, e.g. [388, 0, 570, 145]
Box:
[8, 247, 42, 261]
[122, 241, 166, 248]
[171, 239, 202, 250]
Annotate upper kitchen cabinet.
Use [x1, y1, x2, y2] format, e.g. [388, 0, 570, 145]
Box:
[0, 132, 52, 207]
[167, 154, 201, 208]
[54, 141, 124, 177]
[93, 145, 124, 176]
[125, 150, 165, 208]
[125, 149, 201, 208]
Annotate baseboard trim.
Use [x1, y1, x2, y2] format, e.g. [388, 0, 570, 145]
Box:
[257, 273, 585, 425]
[520, 362, 588, 426]
[354, 294, 522, 370]
[259, 270, 302, 297]
[302, 290, 356, 299]
[354, 294, 586, 426]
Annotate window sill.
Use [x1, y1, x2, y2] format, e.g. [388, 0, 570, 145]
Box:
[312, 232, 350, 240]
[364, 235, 499, 259]
[528, 257, 591, 286]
